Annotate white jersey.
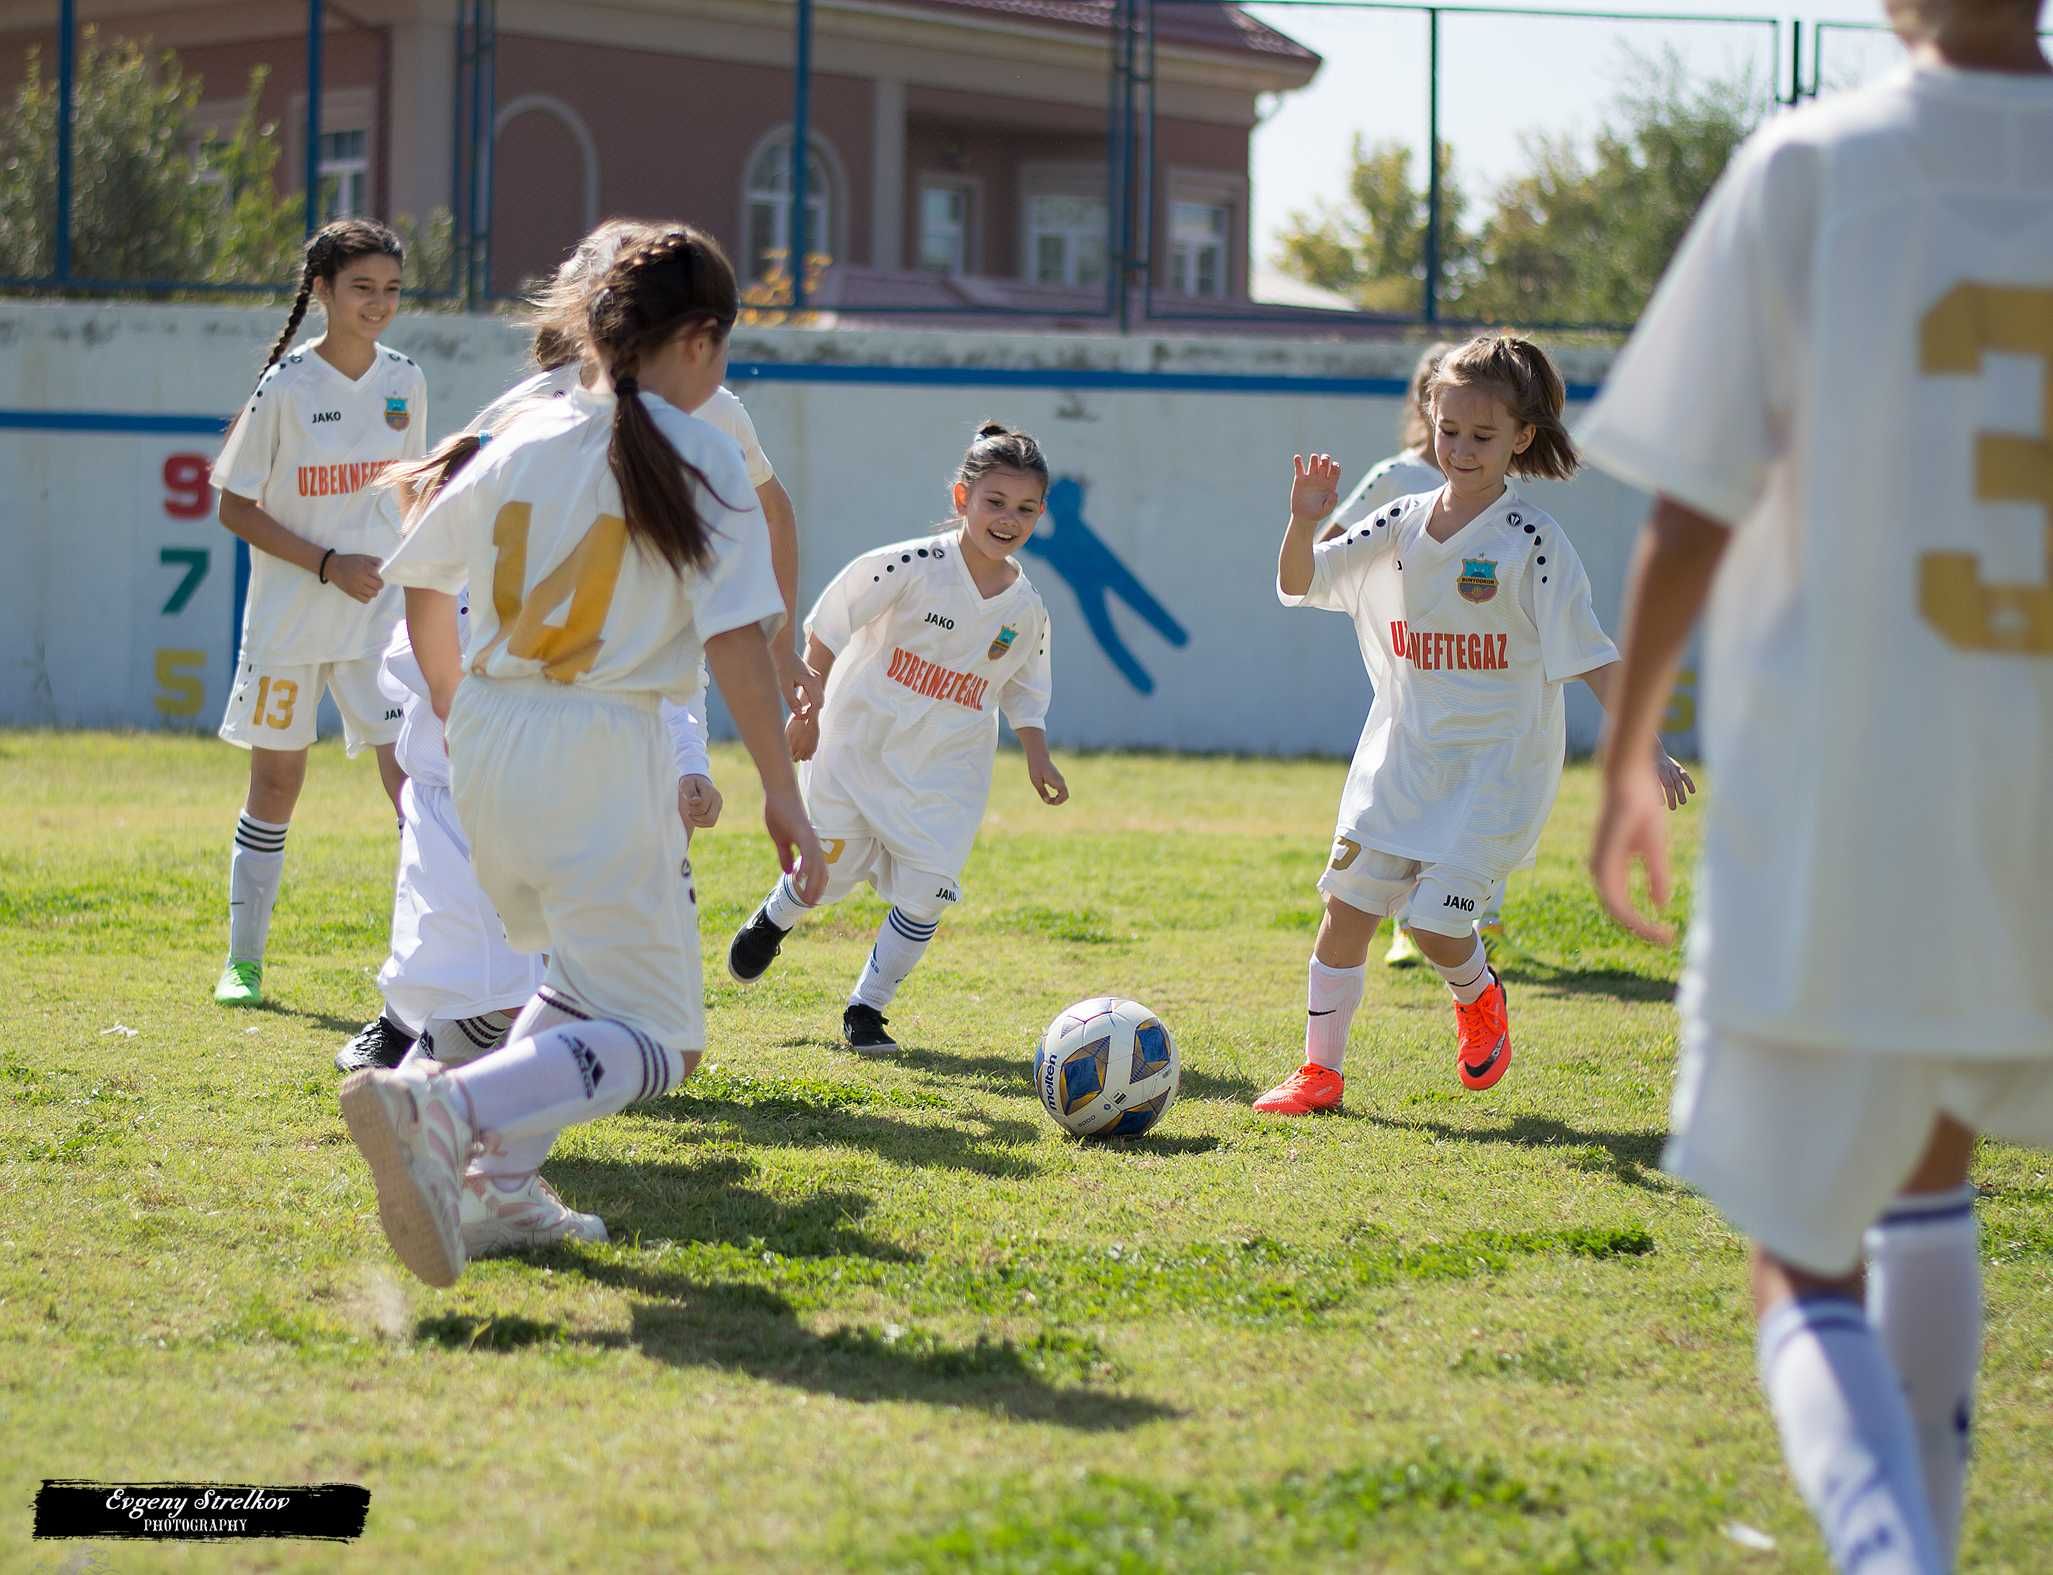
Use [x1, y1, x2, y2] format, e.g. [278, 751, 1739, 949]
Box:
[380, 385, 779, 704]
[1333, 450, 1441, 538]
[473, 367, 775, 487]
[803, 532, 1053, 879]
[212, 343, 427, 665]
[1284, 484, 1617, 878]
[1579, 63, 2053, 1057]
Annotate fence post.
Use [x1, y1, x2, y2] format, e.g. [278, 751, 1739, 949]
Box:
[1790, 18, 1805, 103]
[790, 0, 814, 313]
[1423, 7, 1440, 325]
[449, 0, 468, 301]
[479, 0, 496, 301]
[53, 0, 75, 282]
[305, 0, 324, 236]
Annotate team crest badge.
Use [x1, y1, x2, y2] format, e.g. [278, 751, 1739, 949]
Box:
[385, 396, 410, 431]
[1457, 558, 1499, 604]
[988, 625, 1019, 661]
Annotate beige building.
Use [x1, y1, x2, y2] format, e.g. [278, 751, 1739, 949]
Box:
[0, 0, 1319, 310]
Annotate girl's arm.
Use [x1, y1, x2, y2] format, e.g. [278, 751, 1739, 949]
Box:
[785, 631, 834, 762]
[1277, 454, 1341, 599]
[405, 588, 463, 721]
[757, 479, 823, 717]
[1016, 726, 1068, 806]
[706, 623, 828, 903]
[1578, 661, 1697, 811]
[219, 491, 384, 603]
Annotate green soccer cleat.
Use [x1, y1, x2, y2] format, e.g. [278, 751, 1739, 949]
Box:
[214, 959, 264, 1006]
[1384, 926, 1422, 968]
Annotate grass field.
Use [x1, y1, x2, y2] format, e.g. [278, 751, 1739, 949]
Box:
[5, 731, 2050, 1572]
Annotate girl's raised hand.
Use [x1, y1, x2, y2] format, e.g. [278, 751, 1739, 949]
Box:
[1289, 453, 1342, 525]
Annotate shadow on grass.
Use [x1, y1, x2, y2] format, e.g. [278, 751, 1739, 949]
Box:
[894, 1043, 1260, 1104]
[246, 1000, 371, 1036]
[1360, 1111, 1678, 1193]
[543, 1153, 914, 1262]
[639, 1086, 1043, 1179]
[1494, 957, 1677, 1005]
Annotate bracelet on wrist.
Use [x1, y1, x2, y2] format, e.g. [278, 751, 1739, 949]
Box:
[317, 547, 336, 584]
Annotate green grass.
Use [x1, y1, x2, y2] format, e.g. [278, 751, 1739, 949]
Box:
[4, 731, 2050, 1571]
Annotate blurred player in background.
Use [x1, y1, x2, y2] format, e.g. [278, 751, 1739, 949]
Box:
[1585, 1, 2051, 1565]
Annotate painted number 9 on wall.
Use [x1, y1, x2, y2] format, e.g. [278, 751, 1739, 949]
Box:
[154, 452, 213, 721]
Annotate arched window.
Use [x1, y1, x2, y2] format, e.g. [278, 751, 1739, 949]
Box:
[744, 131, 833, 283]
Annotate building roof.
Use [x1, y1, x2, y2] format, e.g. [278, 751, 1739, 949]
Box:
[892, 0, 1321, 66]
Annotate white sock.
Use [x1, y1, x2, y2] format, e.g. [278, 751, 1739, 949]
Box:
[851, 907, 939, 1009]
[405, 1009, 518, 1070]
[465, 995, 582, 1182]
[228, 813, 288, 961]
[1867, 1187, 1981, 1566]
[762, 873, 813, 931]
[1305, 959, 1365, 1072]
[445, 1018, 682, 1144]
[1757, 1295, 1944, 1574]
[1430, 932, 1492, 1004]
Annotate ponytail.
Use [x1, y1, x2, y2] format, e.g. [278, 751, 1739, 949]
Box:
[385, 431, 487, 520]
[261, 262, 317, 382]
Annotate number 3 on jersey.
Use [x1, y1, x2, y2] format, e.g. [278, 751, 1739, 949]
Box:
[1918, 282, 2053, 656]
[487, 503, 628, 681]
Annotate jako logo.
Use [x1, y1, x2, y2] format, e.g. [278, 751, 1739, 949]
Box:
[1442, 894, 1477, 912]
[924, 612, 955, 630]
[311, 410, 342, 424]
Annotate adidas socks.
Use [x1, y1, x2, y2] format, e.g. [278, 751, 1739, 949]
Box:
[1305, 959, 1365, 1071]
[412, 1009, 517, 1069]
[1757, 1294, 1944, 1574]
[228, 813, 288, 961]
[446, 1019, 682, 1144]
[851, 907, 939, 1010]
[1431, 932, 1492, 1004]
[1867, 1187, 1981, 1565]
[762, 872, 813, 931]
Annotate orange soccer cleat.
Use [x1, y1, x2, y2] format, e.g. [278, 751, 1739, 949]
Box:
[1454, 971, 1512, 1090]
[1252, 1063, 1345, 1115]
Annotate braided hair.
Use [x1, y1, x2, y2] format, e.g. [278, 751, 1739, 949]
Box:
[258, 219, 406, 385]
[586, 224, 741, 574]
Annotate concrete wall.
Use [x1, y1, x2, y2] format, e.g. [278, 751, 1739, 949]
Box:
[0, 302, 1702, 757]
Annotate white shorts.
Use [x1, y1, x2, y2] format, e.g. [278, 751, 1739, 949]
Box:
[812, 832, 962, 922]
[219, 650, 402, 757]
[446, 676, 702, 1051]
[1666, 1023, 2053, 1277]
[1317, 840, 1501, 940]
[378, 778, 545, 1033]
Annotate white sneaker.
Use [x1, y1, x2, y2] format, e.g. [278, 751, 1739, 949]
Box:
[460, 1173, 608, 1257]
[340, 1063, 473, 1288]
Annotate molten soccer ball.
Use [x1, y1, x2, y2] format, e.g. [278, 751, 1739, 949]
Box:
[1033, 996, 1180, 1139]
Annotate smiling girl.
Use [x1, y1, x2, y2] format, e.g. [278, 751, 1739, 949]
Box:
[1253, 334, 1693, 1114]
[727, 421, 1067, 1054]
[210, 220, 425, 1008]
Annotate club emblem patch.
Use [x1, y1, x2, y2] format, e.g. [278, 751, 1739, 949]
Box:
[1457, 558, 1499, 604]
[988, 625, 1019, 661]
[385, 396, 410, 431]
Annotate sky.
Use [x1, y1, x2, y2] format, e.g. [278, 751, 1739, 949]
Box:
[1241, 0, 1912, 289]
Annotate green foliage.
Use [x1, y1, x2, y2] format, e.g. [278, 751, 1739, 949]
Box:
[1274, 136, 1471, 314]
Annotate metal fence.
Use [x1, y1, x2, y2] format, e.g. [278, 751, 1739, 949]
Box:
[0, 1, 2029, 331]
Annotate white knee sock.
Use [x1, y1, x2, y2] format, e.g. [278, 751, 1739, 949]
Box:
[762, 872, 813, 931]
[1866, 1187, 1981, 1567]
[406, 1009, 518, 1069]
[851, 907, 939, 1009]
[1305, 959, 1365, 1072]
[465, 996, 582, 1182]
[445, 1018, 682, 1145]
[1430, 932, 1492, 1004]
[1757, 1295, 1944, 1574]
[228, 813, 288, 961]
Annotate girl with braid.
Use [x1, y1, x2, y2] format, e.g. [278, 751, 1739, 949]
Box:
[210, 220, 425, 1008]
[344, 226, 826, 1284]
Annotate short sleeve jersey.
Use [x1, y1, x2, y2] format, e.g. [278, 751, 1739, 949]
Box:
[1578, 64, 2053, 1056]
[802, 533, 1053, 878]
[473, 370, 774, 487]
[1323, 449, 1445, 682]
[212, 344, 427, 665]
[380, 385, 779, 704]
[1284, 484, 1617, 877]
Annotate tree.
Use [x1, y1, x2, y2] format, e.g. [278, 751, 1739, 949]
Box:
[1273, 136, 1472, 314]
[193, 64, 311, 288]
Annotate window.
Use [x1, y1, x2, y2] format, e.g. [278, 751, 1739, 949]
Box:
[1171, 199, 1230, 298]
[317, 129, 369, 223]
[1026, 194, 1107, 289]
[918, 183, 970, 275]
[745, 134, 831, 283]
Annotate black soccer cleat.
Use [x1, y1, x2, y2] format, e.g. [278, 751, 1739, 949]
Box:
[842, 1004, 898, 1055]
[727, 906, 791, 983]
[333, 1014, 416, 1074]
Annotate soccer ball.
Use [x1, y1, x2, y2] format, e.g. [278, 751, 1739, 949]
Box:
[1033, 996, 1180, 1139]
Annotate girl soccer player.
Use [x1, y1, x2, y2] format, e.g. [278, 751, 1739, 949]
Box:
[1585, 2, 2052, 1565]
[725, 421, 1068, 1054]
[1254, 334, 1693, 1116]
[341, 226, 826, 1286]
[210, 220, 425, 1008]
